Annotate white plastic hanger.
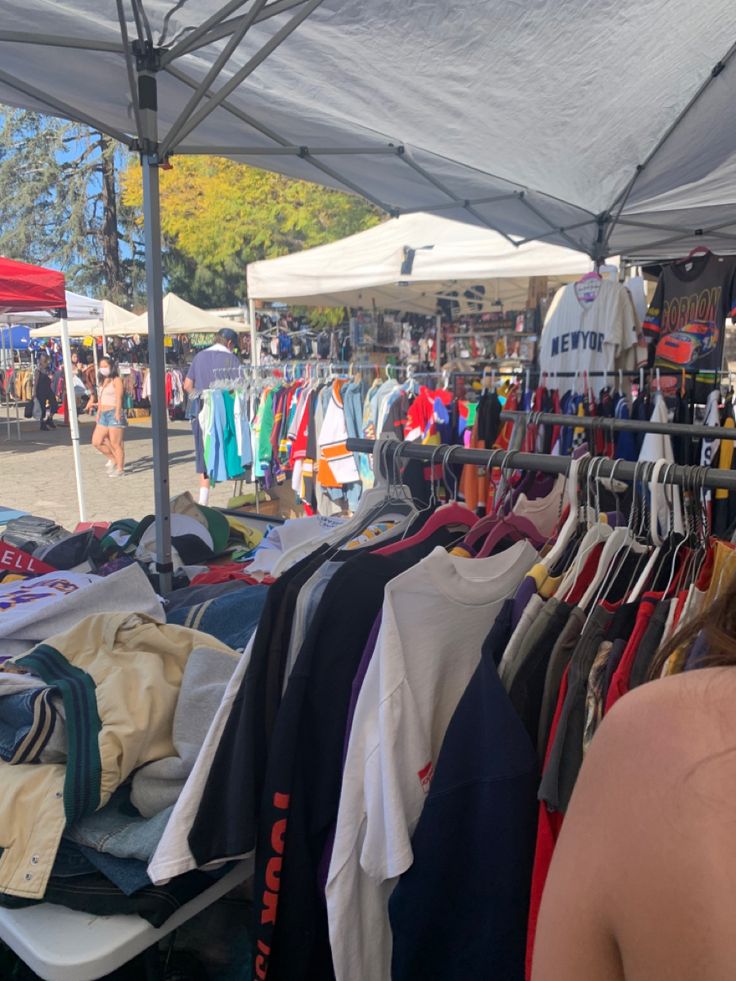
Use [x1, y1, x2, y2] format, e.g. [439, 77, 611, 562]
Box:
[541, 455, 588, 571]
[627, 458, 672, 602]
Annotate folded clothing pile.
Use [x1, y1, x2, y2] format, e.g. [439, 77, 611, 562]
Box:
[2, 515, 70, 553]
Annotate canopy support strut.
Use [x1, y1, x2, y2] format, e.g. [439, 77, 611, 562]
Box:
[135, 33, 173, 592]
[158, 0, 325, 158]
[601, 36, 736, 256]
[59, 317, 87, 524]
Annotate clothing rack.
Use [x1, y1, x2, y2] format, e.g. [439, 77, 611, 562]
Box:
[455, 366, 713, 383]
[500, 409, 736, 442]
[345, 438, 736, 492]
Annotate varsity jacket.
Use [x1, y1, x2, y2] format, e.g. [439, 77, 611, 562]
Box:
[317, 380, 360, 488]
[0, 612, 236, 900]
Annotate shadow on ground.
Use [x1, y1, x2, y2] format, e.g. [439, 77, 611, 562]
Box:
[0, 419, 193, 456]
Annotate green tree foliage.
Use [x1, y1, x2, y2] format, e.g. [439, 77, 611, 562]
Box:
[121, 155, 381, 307]
[0, 110, 143, 304]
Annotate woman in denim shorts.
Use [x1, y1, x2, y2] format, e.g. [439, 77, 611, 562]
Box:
[86, 357, 127, 477]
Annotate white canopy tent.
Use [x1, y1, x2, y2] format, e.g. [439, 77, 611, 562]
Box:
[247, 213, 593, 315]
[29, 300, 132, 338]
[113, 292, 245, 335]
[5, 0, 736, 584]
[2, 291, 112, 324]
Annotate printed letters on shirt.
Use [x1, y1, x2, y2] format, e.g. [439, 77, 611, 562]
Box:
[550, 331, 605, 357]
[0, 578, 80, 612]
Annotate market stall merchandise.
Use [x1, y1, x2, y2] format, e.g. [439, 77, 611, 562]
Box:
[2, 387, 736, 978]
[247, 212, 591, 314]
[8, 4, 736, 978]
[6, 0, 736, 583]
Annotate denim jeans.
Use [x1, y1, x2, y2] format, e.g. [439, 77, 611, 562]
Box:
[66, 786, 174, 863]
[0, 688, 62, 764]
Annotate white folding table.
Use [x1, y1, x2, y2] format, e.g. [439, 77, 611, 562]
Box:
[0, 858, 252, 981]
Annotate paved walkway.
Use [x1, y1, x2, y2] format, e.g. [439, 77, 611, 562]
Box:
[0, 413, 242, 531]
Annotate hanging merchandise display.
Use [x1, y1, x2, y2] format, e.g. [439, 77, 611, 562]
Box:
[643, 248, 736, 399]
[173, 411, 736, 981]
[538, 274, 642, 381]
[5, 385, 736, 979]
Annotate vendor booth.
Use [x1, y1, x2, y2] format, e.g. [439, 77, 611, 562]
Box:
[6, 7, 736, 977]
[114, 292, 247, 336]
[247, 212, 593, 314]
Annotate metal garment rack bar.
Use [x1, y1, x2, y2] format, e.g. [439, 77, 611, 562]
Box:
[345, 438, 736, 492]
[455, 367, 704, 380]
[500, 409, 736, 442]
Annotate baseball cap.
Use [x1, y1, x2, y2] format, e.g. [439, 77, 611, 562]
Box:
[196, 505, 231, 555]
[219, 327, 239, 347]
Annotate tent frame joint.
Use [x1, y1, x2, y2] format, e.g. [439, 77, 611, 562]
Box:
[133, 38, 162, 73]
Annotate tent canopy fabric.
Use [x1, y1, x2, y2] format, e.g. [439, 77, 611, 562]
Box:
[114, 292, 245, 335]
[247, 213, 593, 313]
[30, 300, 133, 338]
[3, 291, 118, 324]
[4, 1, 736, 260]
[0, 257, 65, 314]
[0, 326, 31, 349]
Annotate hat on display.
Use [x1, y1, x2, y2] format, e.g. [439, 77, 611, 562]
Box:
[196, 505, 231, 556]
[138, 514, 216, 565]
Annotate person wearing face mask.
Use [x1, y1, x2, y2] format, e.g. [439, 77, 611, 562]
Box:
[86, 356, 127, 477]
[33, 352, 57, 431]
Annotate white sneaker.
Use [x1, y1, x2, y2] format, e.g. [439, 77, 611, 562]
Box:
[109, 469, 125, 478]
[105, 460, 116, 472]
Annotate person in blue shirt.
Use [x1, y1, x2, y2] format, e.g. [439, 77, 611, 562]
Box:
[183, 328, 241, 505]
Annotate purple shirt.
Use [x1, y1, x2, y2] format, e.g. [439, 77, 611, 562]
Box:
[186, 345, 240, 392]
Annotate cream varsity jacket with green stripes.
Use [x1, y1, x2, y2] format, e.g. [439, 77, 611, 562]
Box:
[0, 612, 236, 900]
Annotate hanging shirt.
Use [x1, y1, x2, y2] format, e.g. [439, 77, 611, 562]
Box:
[643, 251, 736, 400]
[388, 599, 538, 981]
[539, 279, 639, 379]
[326, 541, 537, 981]
[317, 380, 360, 488]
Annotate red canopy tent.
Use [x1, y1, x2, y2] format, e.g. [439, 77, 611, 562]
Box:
[0, 257, 84, 522]
[0, 257, 65, 314]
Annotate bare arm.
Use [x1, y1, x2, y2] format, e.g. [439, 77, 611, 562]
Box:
[114, 377, 125, 421]
[183, 375, 194, 394]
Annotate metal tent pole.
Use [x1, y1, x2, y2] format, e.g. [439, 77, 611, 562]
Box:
[141, 154, 173, 593]
[435, 313, 442, 375]
[136, 44, 173, 593]
[59, 316, 87, 522]
[92, 335, 99, 378]
[249, 297, 258, 366]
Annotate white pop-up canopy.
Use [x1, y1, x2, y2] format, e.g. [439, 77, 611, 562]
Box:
[29, 300, 133, 338]
[114, 292, 245, 335]
[2, 291, 112, 324]
[4, 2, 736, 259]
[5, 0, 736, 584]
[247, 213, 593, 314]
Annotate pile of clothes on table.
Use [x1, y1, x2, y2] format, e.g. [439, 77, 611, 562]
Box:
[0, 495, 276, 927]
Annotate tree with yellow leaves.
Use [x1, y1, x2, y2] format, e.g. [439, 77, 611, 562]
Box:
[122, 156, 380, 306]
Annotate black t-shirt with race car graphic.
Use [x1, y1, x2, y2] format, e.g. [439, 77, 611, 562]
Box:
[643, 251, 736, 400]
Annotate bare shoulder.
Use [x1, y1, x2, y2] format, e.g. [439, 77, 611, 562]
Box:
[591, 669, 736, 777]
[558, 668, 736, 901]
[534, 670, 736, 980]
